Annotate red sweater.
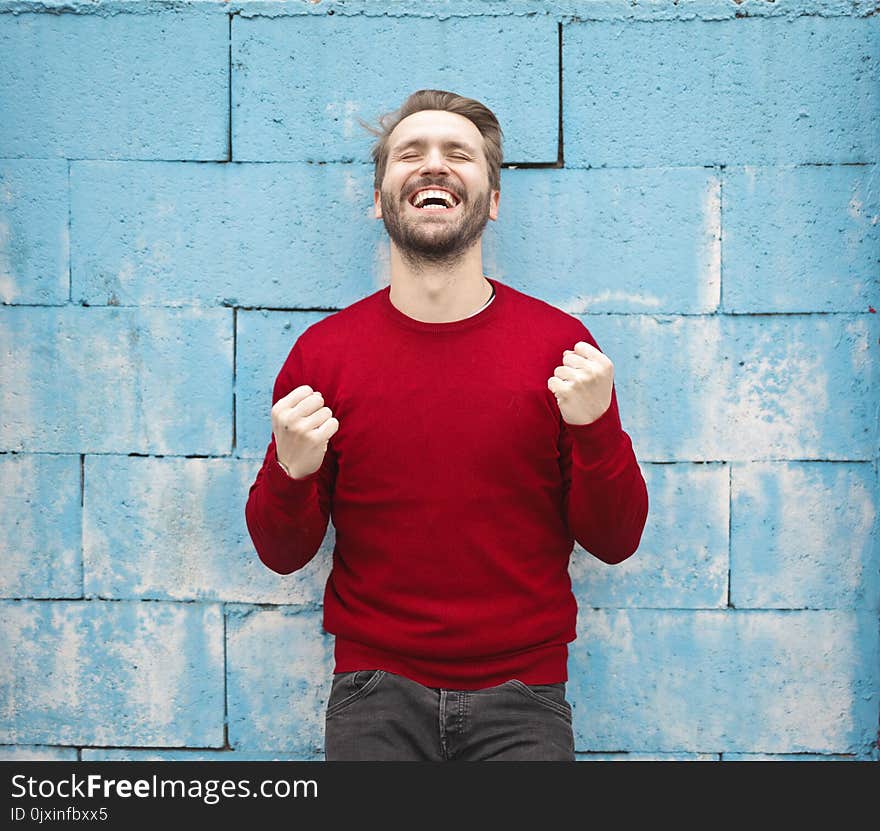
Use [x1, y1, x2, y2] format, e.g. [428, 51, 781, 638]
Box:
[245, 278, 648, 690]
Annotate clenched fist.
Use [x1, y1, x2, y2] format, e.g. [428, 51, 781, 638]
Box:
[271, 385, 339, 479]
[547, 340, 614, 426]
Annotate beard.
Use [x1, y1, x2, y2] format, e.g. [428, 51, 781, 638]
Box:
[379, 183, 492, 271]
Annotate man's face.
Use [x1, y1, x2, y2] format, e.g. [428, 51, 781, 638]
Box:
[374, 110, 500, 267]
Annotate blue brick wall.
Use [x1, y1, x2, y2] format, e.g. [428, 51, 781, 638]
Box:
[0, 0, 877, 762]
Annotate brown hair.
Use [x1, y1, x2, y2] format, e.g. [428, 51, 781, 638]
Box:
[358, 89, 504, 193]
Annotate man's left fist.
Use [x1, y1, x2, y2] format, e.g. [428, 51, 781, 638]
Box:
[547, 340, 614, 426]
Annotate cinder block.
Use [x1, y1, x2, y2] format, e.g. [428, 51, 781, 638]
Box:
[583, 313, 879, 461]
[236, 309, 334, 459]
[0, 600, 224, 747]
[233, 14, 557, 162]
[723, 165, 880, 313]
[722, 752, 864, 761]
[82, 749, 320, 761]
[484, 167, 720, 313]
[0, 745, 77, 761]
[570, 462, 728, 608]
[0, 159, 69, 304]
[0, 307, 233, 454]
[564, 17, 880, 166]
[731, 462, 879, 610]
[0, 10, 227, 159]
[226, 606, 333, 755]
[568, 609, 880, 754]
[84, 455, 332, 604]
[71, 161, 384, 309]
[577, 752, 718, 761]
[0, 454, 81, 599]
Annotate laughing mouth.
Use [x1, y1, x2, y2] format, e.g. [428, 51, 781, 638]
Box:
[407, 187, 461, 211]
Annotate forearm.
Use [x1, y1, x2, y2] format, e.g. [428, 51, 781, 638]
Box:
[565, 405, 649, 565]
[245, 444, 330, 575]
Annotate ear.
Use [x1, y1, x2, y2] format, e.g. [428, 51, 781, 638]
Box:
[488, 189, 500, 221]
[374, 189, 383, 219]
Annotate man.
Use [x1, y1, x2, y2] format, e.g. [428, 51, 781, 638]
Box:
[245, 89, 649, 761]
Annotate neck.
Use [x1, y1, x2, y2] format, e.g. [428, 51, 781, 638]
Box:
[387, 240, 492, 323]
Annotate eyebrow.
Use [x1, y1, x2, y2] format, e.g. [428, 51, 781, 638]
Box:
[391, 138, 479, 155]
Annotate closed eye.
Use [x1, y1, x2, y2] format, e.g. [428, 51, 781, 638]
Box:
[395, 152, 472, 162]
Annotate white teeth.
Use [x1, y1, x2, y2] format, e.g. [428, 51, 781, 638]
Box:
[411, 188, 458, 208]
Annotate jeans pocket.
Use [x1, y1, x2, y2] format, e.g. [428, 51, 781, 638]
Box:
[326, 669, 386, 718]
[507, 680, 572, 720]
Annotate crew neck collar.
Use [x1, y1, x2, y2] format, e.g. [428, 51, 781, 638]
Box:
[380, 278, 504, 334]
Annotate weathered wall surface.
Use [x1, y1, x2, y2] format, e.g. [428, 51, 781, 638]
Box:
[1, 0, 878, 761]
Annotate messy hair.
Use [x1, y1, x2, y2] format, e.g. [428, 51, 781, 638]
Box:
[358, 89, 504, 193]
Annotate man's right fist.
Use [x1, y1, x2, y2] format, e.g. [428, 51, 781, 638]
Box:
[271, 385, 339, 480]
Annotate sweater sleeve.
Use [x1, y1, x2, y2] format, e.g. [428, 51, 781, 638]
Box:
[559, 335, 649, 565]
[244, 341, 336, 575]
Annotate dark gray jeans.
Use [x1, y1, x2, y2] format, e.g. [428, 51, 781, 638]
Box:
[324, 669, 575, 761]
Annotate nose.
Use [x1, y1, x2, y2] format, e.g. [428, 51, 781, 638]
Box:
[419, 147, 451, 175]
